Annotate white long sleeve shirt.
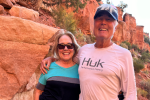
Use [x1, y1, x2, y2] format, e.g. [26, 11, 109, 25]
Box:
[75, 43, 137, 100]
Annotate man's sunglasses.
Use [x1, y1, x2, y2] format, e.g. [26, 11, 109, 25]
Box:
[57, 43, 74, 49]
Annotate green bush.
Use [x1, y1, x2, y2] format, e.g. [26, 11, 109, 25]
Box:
[140, 79, 150, 99]
[144, 36, 150, 45]
[52, 6, 77, 34]
[49, 0, 88, 12]
[84, 34, 96, 44]
[132, 44, 139, 51]
[142, 70, 149, 75]
[137, 88, 148, 98]
[90, 34, 96, 43]
[120, 43, 128, 49]
[140, 52, 150, 63]
[131, 51, 138, 58]
[122, 41, 131, 50]
[75, 29, 86, 46]
[133, 59, 144, 73]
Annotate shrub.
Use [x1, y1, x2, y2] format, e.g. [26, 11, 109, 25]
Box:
[140, 52, 150, 63]
[131, 51, 138, 58]
[142, 70, 149, 75]
[120, 43, 128, 49]
[52, 6, 77, 34]
[131, 44, 139, 51]
[84, 34, 96, 44]
[133, 59, 144, 73]
[137, 88, 148, 98]
[122, 41, 131, 50]
[90, 34, 96, 43]
[75, 29, 86, 46]
[140, 79, 150, 99]
[146, 50, 149, 53]
[144, 36, 150, 45]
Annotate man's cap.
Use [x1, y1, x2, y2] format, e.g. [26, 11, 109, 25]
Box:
[94, 4, 118, 20]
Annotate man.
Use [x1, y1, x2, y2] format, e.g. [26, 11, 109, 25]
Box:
[40, 4, 137, 100]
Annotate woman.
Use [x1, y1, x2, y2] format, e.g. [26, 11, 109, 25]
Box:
[34, 31, 80, 100]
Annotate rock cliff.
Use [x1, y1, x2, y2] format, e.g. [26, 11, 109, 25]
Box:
[0, 0, 58, 99]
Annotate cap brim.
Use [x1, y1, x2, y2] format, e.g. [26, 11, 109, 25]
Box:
[94, 10, 117, 21]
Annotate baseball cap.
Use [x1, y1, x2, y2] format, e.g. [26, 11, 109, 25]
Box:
[94, 4, 118, 21]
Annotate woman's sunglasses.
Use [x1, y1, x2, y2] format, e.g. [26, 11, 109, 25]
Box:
[57, 43, 74, 49]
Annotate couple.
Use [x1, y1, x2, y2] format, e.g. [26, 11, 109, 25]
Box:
[35, 4, 137, 100]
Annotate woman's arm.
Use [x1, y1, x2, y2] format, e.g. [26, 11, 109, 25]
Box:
[34, 88, 43, 100]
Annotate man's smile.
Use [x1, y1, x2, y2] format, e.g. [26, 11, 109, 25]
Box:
[98, 28, 108, 31]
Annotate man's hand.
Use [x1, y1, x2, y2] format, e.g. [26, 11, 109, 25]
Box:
[40, 57, 52, 74]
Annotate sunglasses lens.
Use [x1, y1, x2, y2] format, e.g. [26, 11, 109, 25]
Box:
[58, 44, 74, 49]
[67, 44, 74, 49]
[58, 44, 65, 49]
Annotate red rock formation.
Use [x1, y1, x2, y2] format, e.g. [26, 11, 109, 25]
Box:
[136, 26, 144, 49]
[0, 15, 59, 100]
[10, 0, 16, 4]
[116, 7, 123, 21]
[143, 42, 150, 52]
[74, 0, 99, 34]
[112, 21, 126, 44]
[0, 0, 13, 8]
[9, 6, 39, 22]
[0, 16, 58, 45]
[0, 39, 49, 100]
[123, 13, 137, 44]
[0, 5, 4, 14]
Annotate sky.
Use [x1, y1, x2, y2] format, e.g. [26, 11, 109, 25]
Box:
[103, 0, 150, 35]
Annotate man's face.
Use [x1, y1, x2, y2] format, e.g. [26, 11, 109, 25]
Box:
[94, 12, 117, 41]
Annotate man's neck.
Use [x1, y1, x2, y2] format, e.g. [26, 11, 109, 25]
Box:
[94, 40, 113, 48]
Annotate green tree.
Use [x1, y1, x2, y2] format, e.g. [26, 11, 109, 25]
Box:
[140, 51, 150, 63]
[122, 41, 131, 50]
[52, 6, 77, 34]
[132, 44, 139, 51]
[133, 59, 144, 73]
[140, 80, 150, 99]
[44, 0, 89, 12]
[118, 1, 128, 12]
[120, 43, 128, 49]
[144, 36, 150, 45]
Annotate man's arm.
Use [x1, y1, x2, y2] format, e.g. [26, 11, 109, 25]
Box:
[40, 57, 56, 74]
[121, 51, 137, 100]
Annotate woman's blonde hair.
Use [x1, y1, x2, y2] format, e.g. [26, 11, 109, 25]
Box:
[51, 31, 80, 59]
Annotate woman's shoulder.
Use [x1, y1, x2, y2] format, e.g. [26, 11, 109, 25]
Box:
[49, 62, 59, 68]
[74, 63, 79, 67]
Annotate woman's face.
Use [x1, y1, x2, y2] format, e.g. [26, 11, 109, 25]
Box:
[58, 35, 75, 62]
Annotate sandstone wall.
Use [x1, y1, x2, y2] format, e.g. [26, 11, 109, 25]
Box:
[0, 15, 58, 100]
[117, 7, 123, 21]
[0, 16, 58, 45]
[136, 26, 144, 49]
[123, 13, 137, 43]
[74, 0, 99, 34]
[112, 21, 126, 44]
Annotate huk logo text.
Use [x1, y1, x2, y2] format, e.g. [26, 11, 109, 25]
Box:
[82, 58, 104, 68]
